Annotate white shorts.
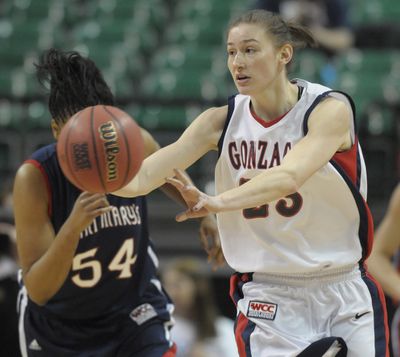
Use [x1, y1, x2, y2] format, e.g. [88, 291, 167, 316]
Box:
[230, 265, 389, 357]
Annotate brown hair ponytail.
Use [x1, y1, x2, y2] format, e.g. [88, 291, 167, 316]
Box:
[227, 9, 317, 49]
[285, 21, 317, 49]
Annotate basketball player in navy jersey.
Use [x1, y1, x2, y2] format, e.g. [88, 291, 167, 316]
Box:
[13, 49, 220, 357]
[368, 183, 400, 357]
[115, 9, 390, 357]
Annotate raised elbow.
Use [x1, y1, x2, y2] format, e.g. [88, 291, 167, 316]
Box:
[32, 298, 48, 306]
[26, 289, 50, 306]
[23, 275, 51, 306]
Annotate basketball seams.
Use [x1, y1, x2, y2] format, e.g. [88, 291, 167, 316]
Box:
[62, 111, 87, 191]
[57, 105, 143, 193]
[90, 106, 107, 193]
[102, 105, 132, 190]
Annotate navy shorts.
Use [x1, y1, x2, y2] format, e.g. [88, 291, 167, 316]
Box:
[18, 287, 176, 357]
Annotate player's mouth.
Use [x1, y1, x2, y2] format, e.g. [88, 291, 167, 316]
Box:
[235, 74, 250, 85]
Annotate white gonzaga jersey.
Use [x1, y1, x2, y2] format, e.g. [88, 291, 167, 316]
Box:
[215, 79, 373, 274]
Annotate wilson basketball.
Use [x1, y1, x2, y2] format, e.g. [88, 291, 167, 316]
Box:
[57, 105, 144, 193]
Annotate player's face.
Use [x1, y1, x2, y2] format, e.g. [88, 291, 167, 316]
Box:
[227, 23, 283, 95]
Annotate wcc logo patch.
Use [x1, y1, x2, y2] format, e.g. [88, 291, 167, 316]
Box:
[129, 303, 157, 325]
[247, 300, 278, 320]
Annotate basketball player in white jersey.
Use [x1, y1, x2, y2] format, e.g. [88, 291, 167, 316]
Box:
[115, 9, 389, 356]
[368, 183, 400, 357]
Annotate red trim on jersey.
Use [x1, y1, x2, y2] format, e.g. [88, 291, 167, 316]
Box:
[162, 343, 177, 357]
[362, 198, 375, 258]
[230, 273, 241, 304]
[365, 268, 390, 357]
[331, 139, 358, 186]
[235, 313, 249, 357]
[250, 105, 289, 128]
[331, 139, 375, 258]
[25, 159, 52, 217]
[230, 273, 251, 304]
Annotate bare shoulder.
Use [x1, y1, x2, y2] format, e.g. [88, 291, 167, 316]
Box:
[201, 105, 228, 125]
[309, 97, 351, 127]
[191, 105, 228, 149]
[307, 97, 352, 150]
[15, 162, 44, 186]
[139, 127, 160, 158]
[388, 184, 400, 216]
[14, 162, 48, 206]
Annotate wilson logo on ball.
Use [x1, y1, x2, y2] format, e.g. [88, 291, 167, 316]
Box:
[57, 105, 144, 193]
[99, 121, 120, 182]
[72, 143, 91, 170]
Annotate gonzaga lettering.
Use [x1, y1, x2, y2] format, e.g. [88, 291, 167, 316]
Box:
[228, 140, 291, 170]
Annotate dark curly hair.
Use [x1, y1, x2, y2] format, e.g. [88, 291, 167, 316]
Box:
[36, 48, 115, 125]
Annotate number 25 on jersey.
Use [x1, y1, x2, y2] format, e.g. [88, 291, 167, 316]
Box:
[239, 178, 303, 219]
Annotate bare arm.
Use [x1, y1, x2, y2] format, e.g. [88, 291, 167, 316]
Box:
[139, 127, 187, 206]
[139, 126, 224, 268]
[114, 106, 227, 198]
[14, 164, 111, 305]
[167, 97, 352, 219]
[311, 26, 354, 52]
[368, 184, 400, 300]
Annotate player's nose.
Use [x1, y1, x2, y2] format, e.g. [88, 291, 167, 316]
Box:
[232, 52, 245, 67]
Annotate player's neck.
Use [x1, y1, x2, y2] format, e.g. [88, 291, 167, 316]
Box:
[250, 80, 299, 123]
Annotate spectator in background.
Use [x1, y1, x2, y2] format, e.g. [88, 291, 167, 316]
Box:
[0, 218, 19, 357]
[0, 178, 14, 220]
[0, 179, 19, 356]
[162, 258, 237, 357]
[368, 183, 400, 357]
[252, 0, 354, 53]
[252, 0, 354, 86]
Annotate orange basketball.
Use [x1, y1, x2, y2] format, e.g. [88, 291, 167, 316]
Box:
[57, 105, 144, 193]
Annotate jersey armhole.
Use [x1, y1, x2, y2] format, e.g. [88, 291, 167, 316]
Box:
[302, 90, 357, 146]
[217, 95, 236, 157]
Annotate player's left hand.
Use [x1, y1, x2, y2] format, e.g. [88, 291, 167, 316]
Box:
[199, 215, 225, 270]
[165, 169, 221, 221]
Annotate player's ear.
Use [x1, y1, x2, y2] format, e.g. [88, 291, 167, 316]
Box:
[278, 43, 293, 65]
[51, 119, 61, 140]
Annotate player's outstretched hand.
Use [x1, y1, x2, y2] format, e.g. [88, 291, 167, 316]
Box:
[165, 169, 220, 222]
[68, 192, 112, 233]
[199, 215, 225, 270]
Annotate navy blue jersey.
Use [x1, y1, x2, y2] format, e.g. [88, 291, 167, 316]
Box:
[25, 143, 164, 320]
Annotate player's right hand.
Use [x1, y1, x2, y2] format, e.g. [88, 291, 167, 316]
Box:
[165, 169, 220, 221]
[199, 215, 225, 271]
[68, 192, 112, 232]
